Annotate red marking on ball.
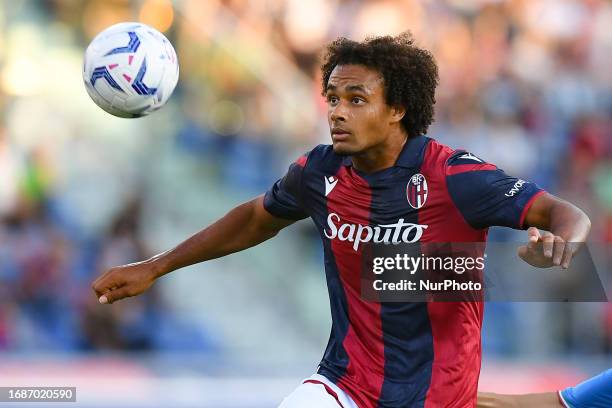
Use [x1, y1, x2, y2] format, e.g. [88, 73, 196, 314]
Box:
[128, 55, 134, 65]
[108, 63, 119, 69]
[123, 74, 132, 82]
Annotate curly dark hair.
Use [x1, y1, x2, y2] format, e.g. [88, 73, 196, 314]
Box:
[320, 32, 439, 138]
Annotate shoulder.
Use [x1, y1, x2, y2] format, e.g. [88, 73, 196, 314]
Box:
[420, 138, 456, 170]
[422, 139, 498, 176]
[420, 139, 502, 188]
[420, 138, 465, 177]
[301, 144, 345, 174]
[445, 150, 498, 176]
[424, 138, 455, 159]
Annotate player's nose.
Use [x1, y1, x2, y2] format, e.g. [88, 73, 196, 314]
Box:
[330, 105, 347, 122]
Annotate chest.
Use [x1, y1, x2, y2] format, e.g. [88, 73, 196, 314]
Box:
[305, 166, 449, 228]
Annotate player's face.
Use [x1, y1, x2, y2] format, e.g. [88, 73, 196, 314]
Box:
[325, 64, 399, 155]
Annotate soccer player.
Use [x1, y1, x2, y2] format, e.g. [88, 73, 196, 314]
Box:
[477, 368, 612, 408]
[92, 33, 591, 407]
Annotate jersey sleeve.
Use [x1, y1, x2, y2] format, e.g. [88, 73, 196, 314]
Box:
[445, 151, 545, 230]
[263, 153, 309, 220]
[559, 369, 612, 408]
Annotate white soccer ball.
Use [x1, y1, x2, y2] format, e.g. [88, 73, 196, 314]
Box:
[83, 22, 179, 118]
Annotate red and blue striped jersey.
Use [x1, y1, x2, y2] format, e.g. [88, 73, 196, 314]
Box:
[264, 136, 544, 408]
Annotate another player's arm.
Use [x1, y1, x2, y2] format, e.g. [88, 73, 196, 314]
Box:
[92, 195, 295, 304]
[477, 392, 562, 408]
[518, 193, 591, 269]
[478, 368, 612, 408]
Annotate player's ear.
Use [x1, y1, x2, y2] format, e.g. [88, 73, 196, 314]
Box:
[390, 105, 406, 124]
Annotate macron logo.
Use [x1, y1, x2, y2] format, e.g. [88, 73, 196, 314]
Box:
[325, 176, 338, 197]
[459, 153, 483, 162]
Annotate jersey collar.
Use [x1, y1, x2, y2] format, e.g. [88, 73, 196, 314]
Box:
[342, 135, 430, 169]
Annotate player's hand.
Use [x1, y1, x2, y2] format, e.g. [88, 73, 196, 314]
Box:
[91, 260, 159, 304]
[517, 227, 577, 269]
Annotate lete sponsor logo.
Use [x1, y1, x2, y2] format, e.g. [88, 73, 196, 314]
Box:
[407, 173, 428, 209]
[505, 179, 526, 197]
[323, 213, 428, 251]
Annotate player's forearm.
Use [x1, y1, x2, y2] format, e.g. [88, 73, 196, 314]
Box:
[526, 194, 591, 243]
[152, 197, 282, 277]
[546, 199, 591, 243]
[477, 392, 562, 408]
[477, 392, 518, 408]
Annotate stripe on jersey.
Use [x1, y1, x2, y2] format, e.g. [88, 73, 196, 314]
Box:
[419, 140, 485, 408]
[558, 390, 571, 408]
[446, 163, 496, 175]
[313, 148, 351, 389]
[373, 142, 435, 407]
[327, 165, 385, 408]
[318, 235, 351, 383]
[296, 154, 308, 167]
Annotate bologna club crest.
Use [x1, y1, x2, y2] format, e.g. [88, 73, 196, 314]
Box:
[407, 173, 428, 209]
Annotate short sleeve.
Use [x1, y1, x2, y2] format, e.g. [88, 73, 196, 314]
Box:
[445, 151, 545, 230]
[559, 369, 612, 408]
[263, 154, 309, 220]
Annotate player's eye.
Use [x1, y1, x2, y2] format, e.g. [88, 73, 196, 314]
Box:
[327, 95, 339, 105]
[351, 97, 365, 105]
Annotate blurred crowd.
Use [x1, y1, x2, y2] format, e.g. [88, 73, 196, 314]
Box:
[0, 0, 610, 366]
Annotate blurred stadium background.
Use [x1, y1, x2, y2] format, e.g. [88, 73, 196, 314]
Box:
[0, 0, 610, 406]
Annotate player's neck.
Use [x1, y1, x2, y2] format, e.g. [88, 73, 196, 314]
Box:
[351, 132, 408, 173]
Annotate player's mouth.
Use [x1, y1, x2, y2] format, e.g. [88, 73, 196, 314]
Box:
[331, 127, 352, 141]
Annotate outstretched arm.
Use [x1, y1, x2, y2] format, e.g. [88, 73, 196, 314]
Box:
[477, 391, 562, 408]
[478, 368, 612, 408]
[518, 192, 591, 269]
[92, 195, 295, 304]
